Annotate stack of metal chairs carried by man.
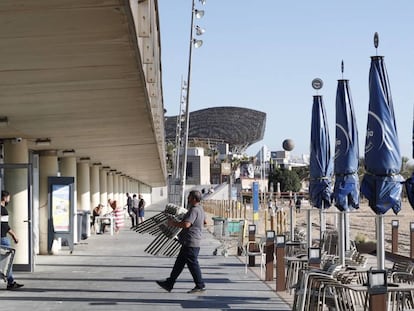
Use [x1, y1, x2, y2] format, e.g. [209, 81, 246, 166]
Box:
[133, 203, 187, 257]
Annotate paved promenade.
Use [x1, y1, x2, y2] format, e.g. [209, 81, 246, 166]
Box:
[0, 204, 291, 311]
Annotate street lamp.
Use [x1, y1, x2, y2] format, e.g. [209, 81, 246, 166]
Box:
[282, 139, 295, 241]
[181, 0, 206, 207]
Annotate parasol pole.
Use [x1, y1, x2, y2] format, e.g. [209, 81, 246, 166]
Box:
[373, 32, 385, 270]
[338, 62, 347, 265]
[376, 214, 385, 269]
[307, 208, 312, 249]
[344, 210, 350, 250]
[320, 204, 325, 245]
[339, 211, 345, 266]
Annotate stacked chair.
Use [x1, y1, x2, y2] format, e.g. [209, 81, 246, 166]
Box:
[134, 203, 188, 257]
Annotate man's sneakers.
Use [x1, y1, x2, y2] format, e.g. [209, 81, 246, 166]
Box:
[156, 280, 172, 292]
[7, 282, 24, 290]
[156, 280, 206, 294]
[187, 286, 206, 294]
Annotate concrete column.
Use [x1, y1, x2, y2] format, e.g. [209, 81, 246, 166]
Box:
[124, 177, 129, 197]
[100, 167, 108, 211]
[3, 139, 29, 264]
[119, 174, 123, 205]
[59, 155, 78, 244]
[113, 171, 119, 203]
[139, 182, 151, 206]
[77, 158, 91, 238]
[90, 163, 101, 210]
[39, 150, 59, 255]
[77, 158, 90, 212]
[120, 176, 125, 205]
[107, 170, 114, 204]
[118, 174, 124, 206]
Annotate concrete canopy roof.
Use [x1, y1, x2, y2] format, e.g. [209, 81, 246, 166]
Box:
[0, 0, 166, 187]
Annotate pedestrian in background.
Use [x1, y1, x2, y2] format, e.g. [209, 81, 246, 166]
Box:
[91, 203, 103, 233]
[137, 194, 146, 224]
[125, 193, 135, 228]
[1, 190, 24, 290]
[108, 199, 124, 234]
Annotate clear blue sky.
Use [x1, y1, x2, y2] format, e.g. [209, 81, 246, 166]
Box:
[158, 0, 414, 159]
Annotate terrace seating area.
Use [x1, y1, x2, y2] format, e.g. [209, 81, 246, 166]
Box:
[236, 227, 414, 310]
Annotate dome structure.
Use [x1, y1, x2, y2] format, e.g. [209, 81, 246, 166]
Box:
[165, 107, 266, 153]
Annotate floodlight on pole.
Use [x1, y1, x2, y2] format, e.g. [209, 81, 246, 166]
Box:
[195, 25, 205, 36]
[195, 9, 204, 19]
[193, 39, 203, 48]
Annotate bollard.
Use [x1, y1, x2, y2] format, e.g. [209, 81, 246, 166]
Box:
[265, 230, 275, 281]
[237, 220, 244, 256]
[248, 224, 256, 267]
[308, 247, 321, 269]
[367, 269, 387, 311]
[275, 234, 286, 291]
[411, 222, 414, 259]
[391, 220, 398, 254]
[276, 209, 287, 235]
[270, 214, 275, 231]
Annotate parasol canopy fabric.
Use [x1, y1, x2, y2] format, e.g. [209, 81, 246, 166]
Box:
[360, 56, 403, 215]
[333, 79, 359, 211]
[309, 95, 333, 209]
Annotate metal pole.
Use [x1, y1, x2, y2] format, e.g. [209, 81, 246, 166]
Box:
[307, 209, 312, 249]
[290, 193, 296, 241]
[344, 210, 350, 250]
[339, 212, 345, 266]
[319, 208, 324, 245]
[376, 214, 385, 269]
[174, 78, 186, 180]
[228, 154, 232, 202]
[181, 0, 196, 208]
[290, 203, 294, 241]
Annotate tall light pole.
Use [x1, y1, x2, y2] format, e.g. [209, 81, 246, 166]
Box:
[282, 139, 295, 241]
[180, 0, 206, 207]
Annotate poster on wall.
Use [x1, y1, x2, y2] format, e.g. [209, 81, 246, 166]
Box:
[52, 184, 70, 232]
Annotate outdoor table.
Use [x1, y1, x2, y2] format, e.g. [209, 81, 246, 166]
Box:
[95, 215, 114, 236]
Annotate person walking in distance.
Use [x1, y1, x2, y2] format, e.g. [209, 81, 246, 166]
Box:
[156, 190, 206, 293]
[132, 194, 139, 224]
[137, 194, 146, 224]
[1, 190, 24, 290]
[125, 193, 135, 228]
[108, 199, 124, 234]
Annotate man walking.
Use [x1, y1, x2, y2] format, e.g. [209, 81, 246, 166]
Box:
[1, 190, 24, 290]
[126, 193, 135, 228]
[156, 190, 206, 293]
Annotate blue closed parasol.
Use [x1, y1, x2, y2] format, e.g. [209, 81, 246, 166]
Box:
[360, 33, 403, 269]
[333, 70, 360, 266]
[333, 77, 359, 212]
[360, 55, 403, 215]
[309, 95, 333, 210]
[309, 93, 333, 243]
